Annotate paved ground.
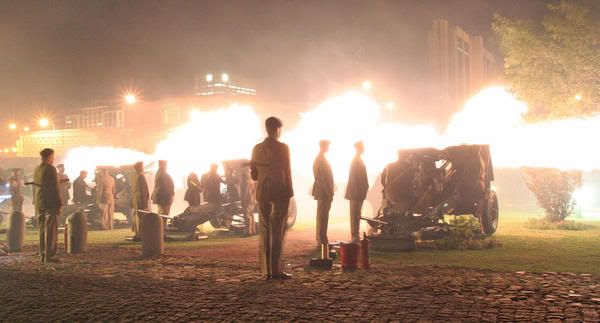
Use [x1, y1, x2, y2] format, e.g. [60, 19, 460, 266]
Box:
[1, 229, 599, 322]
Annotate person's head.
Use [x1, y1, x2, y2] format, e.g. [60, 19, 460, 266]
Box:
[210, 163, 219, 173]
[57, 164, 65, 173]
[189, 172, 198, 181]
[319, 140, 331, 154]
[354, 141, 365, 156]
[100, 168, 108, 176]
[40, 148, 55, 165]
[265, 116, 283, 139]
[134, 162, 144, 174]
[11, 168, 19, 177]
[397, 150, 404, 161]
[79, 170, 88, 179]
[158, 160, 167, 172]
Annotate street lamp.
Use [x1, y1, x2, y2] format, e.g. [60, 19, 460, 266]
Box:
[23, 126, 30, 132]
[8, 123, 17, 131]
[385, 102, 394, 111]
[221, 73, 229, 83]
[39, 118, 54, 130]
[125, 93, 137, 105]
[575, 94, 582, 101]
[206, 73, 213, 82]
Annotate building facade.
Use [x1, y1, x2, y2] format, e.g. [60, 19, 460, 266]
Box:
[428, 19, 498, 116]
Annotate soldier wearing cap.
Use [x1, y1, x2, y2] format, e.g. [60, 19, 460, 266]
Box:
[57, 164, 71, 207]
[201, 163, 224, 206]
[311, 140, 334, 246]
[131, 161, 149, 241]
[345, 141, 369, 242]
[33, 148, 63, 262]
[152, 160, 175, 216]
[72, 170, 92, 205]
[251, 116, 294, 280]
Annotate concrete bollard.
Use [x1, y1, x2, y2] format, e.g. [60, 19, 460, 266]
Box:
[142, 212, 163, 258]
[67, 210, 88, 254]
[7, 211, 25, 252]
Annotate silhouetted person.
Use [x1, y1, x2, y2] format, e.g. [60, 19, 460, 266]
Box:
[152, 160, 175, 215]
[131, 162, 149, 241]
[311, 140, 334, 246]
[72, 170, 91, 204]
[345, 141, 369, 242]
[9, 169, 24, 212]
[241, 168, 257, 236]
[225, 168, 240, 202]
[201, 164, 223, 205]
[97, 169, 115, 230]
[251, 116, 294, 280]
[33, 148, 63, 262]
[184, 172, 201, 207]
[57, 164, 71, 206]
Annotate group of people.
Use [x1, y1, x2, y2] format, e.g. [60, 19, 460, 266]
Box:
[30, 116, 370, 281]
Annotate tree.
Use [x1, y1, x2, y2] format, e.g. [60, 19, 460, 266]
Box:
[524, 168, 582, 222]
[493, 0, 600, 118]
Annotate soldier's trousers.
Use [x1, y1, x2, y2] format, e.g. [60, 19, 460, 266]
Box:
[132, 208, 148, 239]
[258, 198, 290, 276]
[38, 209, 59, 262]
[316, 200, 332, 245]
[349, 199, 364, 242]
[157, 204, 172, 233]
[99, 203, 114, 230]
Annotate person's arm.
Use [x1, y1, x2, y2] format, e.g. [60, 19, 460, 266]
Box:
[250, 146, 259, 181]
[139, 176, 150, 209]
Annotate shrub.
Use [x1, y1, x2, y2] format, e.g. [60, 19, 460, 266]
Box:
[434, 216, 502, 250]
[523, 168, 582, 222]
[525, 217, 592, 231]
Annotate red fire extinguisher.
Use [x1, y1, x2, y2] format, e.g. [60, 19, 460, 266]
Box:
[360, 232, 370, 269]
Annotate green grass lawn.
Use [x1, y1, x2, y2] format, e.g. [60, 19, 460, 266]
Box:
[3, 212, 600, 274]
[373, 212, 600, 274]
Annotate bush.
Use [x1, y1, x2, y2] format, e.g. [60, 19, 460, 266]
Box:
[434, 216, 502, 250]
[524, 168, 582, 222]
[525, 218, 592, 231]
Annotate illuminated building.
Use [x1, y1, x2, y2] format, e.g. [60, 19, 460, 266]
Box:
[428, 19, 498, 115]
[65, 105, 124, 129]
[195, 73, 257, 97]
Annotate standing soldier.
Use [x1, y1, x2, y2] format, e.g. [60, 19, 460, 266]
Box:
[184, 172, 201, 207]
[57, 164, 71, 207]
[312, 140, 334, 246]
[72, 170, 91, 205]
[152, 160, 175, 216]
[9, 169, 24, 212]
[345, 141, 369, 242]
[131, 162, 149, 241]
[241, 168, 257, 236]
[97, 169, 115, 230]
[201, 164, 223, 206]
[251, 116, 294, 280]
[33, 148, 63, 263]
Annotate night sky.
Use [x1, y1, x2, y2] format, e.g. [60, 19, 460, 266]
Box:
[0, 0, 548, 119]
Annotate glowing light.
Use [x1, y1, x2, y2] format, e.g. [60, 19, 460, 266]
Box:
[23, 126, 30, 132]
[221, 73, 229, 83]
[11, 147, 16, 153]
[361, 81, 372, 91]
[8, 123, 17, 130]
[3, 148, 8, 153]
[38, 118, 50, 128]
[154, 104, 262, 187]
[125, 94, 137, 105]
[385, 102, 394, 111]
[63, 147, 151, 182]
[206, 73, 213, 82]
[575, 94, 582, 101]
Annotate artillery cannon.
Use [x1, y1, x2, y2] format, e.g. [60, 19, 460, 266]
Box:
[364, 144, 499, 251]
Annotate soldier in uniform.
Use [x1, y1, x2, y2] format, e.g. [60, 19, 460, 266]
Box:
[72, 170, 92, 205]
[311, 140, 334, 246]
[57, 164, 71, 207]
[131, 162, 149, 241]
[33, 148, 63, 263]
[201, 164, 223, 206]
[152, 160, 175, 216]
[97, 169, 115, 230]
[9, 169, 24, 212]
[184, 172, 201, 207]
[251, 116, 294, 280]
[345, 141, 369, 242]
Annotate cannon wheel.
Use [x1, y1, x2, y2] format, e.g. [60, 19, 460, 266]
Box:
[477, 190, 499, 236]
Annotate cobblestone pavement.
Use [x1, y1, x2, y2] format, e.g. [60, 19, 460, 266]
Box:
[0, 230, 599, 322]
